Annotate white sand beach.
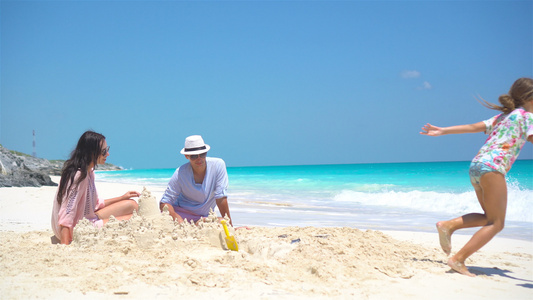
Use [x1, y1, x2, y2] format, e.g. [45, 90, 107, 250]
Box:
[1, 177, 532, 299]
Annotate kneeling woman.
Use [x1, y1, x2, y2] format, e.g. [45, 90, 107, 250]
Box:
[51, 131, 140, 245]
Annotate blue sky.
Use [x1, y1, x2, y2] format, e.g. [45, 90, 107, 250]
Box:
[1, 0, 532, 169]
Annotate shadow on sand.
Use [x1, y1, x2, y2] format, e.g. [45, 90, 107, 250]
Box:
[469, 266, 533, 288]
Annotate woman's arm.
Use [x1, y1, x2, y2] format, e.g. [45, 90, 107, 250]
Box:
[59, 225, 72, 245]
[420, 122, 486, 136]
[55, 172, 87, 244]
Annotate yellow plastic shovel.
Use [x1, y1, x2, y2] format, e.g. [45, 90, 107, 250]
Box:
[221, 220, 238, 251]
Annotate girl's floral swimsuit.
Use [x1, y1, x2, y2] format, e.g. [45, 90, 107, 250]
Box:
[470, 108, 533, 183]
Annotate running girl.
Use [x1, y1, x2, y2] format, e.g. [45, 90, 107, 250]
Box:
[420, 77, 533, 276]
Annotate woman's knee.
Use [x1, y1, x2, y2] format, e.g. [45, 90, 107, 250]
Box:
[127, 199, 139, 212]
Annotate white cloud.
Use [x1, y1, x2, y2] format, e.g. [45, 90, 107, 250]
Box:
[401, 70, 421, 79]
[400, 70, 432, 90]
[417, 81, 432, 90]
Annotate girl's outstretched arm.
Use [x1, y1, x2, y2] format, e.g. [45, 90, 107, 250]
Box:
[420, 122, 485, 136]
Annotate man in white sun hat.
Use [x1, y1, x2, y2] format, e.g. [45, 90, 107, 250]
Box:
[159, 135, 233, 226]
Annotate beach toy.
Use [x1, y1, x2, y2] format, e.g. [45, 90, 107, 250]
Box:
[221, 220, 238, 251]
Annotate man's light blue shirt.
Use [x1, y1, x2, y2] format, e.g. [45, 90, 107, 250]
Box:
[160, 157, 228, 221]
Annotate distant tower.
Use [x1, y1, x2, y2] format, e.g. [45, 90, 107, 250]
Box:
[33, 130, 36, 157]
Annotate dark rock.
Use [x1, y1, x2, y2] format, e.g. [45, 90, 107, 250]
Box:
[0, 146, 53, 187]
[0, 144, 123, 188]
[0, 145, 58, 187]
[3, 169, 57, 187]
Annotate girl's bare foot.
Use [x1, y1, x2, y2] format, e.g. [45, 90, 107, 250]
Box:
[447, 257, 475, 277]
[436, 221, 451, 255]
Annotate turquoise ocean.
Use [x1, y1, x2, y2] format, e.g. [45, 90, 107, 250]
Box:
[96, 160, 533, 241]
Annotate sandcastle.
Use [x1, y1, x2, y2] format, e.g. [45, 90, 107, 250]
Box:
[72, 187, 232, 251]
[137, 187, 160, 218]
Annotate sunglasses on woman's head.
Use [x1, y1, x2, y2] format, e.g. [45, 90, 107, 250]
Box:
[189, 153, 207, 160]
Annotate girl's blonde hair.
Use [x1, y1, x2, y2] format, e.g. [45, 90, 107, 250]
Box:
[478, 77, 533, 114]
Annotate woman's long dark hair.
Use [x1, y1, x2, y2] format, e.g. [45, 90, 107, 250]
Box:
[57, 131, 105, 205]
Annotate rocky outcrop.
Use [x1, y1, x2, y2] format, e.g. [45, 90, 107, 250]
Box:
[0, 145, 123, 187]
[0, 145, 58, 187]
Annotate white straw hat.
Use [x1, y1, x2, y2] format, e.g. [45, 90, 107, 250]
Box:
[180, 135, 210, 155]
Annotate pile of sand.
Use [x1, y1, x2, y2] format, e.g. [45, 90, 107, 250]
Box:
[1, 186, 532, 299]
